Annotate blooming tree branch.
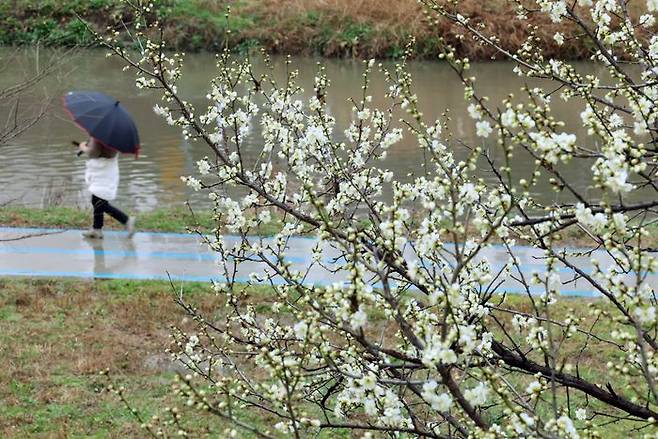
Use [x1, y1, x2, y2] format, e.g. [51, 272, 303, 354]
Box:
[96, 0, 658, 437]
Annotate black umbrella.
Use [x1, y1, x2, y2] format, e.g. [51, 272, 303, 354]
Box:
[63, 90, 140, 155]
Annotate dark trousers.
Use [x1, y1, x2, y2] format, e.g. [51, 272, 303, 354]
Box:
[92, 195, 128, 229]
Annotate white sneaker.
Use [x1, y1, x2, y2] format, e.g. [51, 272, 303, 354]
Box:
[82, 228, 103, 239]
[126, 216, 136, 238]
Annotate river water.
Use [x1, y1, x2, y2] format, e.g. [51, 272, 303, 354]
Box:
[0, 48, 613, 211]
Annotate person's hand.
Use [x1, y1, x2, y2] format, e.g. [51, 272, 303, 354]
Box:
[74, 140, 91, 157]
[76, 141, 91, 157]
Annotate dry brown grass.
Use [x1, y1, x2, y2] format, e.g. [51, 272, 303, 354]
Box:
[229, 0, 419, 57]
[227, 0, 652, 60]
[253, 0, 425, 28]
[0, 276, 650, 436]
[0, 279, 222, 376]
[0, 279, 225, 436]
[5, 0, 655, 59]
[233, 0, 614, 60]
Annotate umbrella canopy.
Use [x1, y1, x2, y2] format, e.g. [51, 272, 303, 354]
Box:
[63, 91, 140, 155]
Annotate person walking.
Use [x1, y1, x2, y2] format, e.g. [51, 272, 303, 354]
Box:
[63, 90, 140, 239]
[79, 138, 135, 239]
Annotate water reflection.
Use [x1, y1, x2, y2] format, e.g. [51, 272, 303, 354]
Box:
[83, 234, 139, 278]
[0, 48, 640, 210]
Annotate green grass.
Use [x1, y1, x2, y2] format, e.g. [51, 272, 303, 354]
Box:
[1, 276, 656, 436]
[0, 278, 211, 437]
[0, 278, 350, 437]
[0, 206, 284, 235]
[0, 205, 212, 232]
[483, 294, 649, 436]
[0, 278, 285, 437]
[0, 0, 113, 46]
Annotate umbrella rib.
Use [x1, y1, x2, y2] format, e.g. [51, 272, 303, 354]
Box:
[98, 111, 119, 150]
[78, 114, 107, 134]
[68, 103, 108, 133]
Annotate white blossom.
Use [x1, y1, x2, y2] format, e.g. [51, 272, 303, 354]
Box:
[464, 382, 489, 407]
[467, 103, 482, 120]
[421, 381, 453, 412]
[634, 306, 656, 325]
[649, 0, 658, 12]
[350, 308, 368, 330]
[293, 321, 308, 339]
[540, 0, 568, 22]
[476, 120, 493, 138]
[555, 416, 579, 439]
[553, 32, 565, 45]
[196, 159, 211, 175]
[181, 176, 202, 191]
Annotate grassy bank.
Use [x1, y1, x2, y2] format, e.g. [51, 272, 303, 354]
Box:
[0, 278, 347, 437]
[0, 0, 646, 61]
[0, 205, 214, 233]
[0, 278, 644, 436]
[0, 206, 284, 236]
[0, 278, 275, 437]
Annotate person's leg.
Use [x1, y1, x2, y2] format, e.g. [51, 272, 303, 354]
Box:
[83, 195, 106, 239]
[106, 202, 136, 238]
[104, 202, 129, 225]
[92, 195, 107, 229]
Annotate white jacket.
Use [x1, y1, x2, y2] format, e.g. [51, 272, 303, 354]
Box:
[85, 156, 119, 201]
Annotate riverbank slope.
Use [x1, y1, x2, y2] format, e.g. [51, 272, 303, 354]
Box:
[0, 0, 641, 61]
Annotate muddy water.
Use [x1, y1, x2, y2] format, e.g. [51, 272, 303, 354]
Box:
[0, 48, 612, 211]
